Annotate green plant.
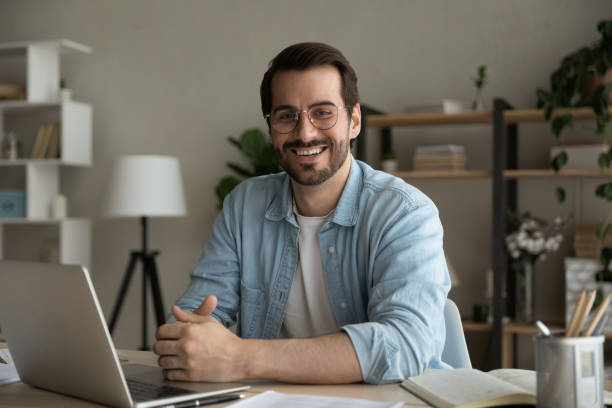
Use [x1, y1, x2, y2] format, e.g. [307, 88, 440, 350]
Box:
[382, 151, 396, 161]
[214, 128, 281, 209]
[473, 65, 487, 91]
[471, 65, 487, 111]
[536, 20, 612, 279]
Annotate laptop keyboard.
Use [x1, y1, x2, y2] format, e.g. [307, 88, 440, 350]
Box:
[127, 379, 194, 402]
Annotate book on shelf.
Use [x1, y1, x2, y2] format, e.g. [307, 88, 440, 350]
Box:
[30, 123, 60, 159]
[401, 368, 612, 408]
[45, 123, 61, 159]
[415, 144, 465, 155]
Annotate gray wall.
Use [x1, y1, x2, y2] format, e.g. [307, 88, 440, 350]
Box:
[0, 0, 609, 350]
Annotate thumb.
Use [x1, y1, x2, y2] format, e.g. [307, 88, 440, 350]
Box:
[194, 295, 218, 317]
[172, 305, 204, 323]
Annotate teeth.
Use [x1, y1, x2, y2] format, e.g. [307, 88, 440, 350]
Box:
[296, 148, 323, 156]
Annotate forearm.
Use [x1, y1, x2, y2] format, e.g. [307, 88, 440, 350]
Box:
[241, 332, 362, 384]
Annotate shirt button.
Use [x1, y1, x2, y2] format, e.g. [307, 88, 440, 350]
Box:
[328, 246, 335, 254]
[340, 301, 347, 309]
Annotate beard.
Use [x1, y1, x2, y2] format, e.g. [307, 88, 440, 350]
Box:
[275, 133, 350, 186]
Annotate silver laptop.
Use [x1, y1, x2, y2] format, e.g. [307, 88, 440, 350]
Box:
[0, 260, 249, 407]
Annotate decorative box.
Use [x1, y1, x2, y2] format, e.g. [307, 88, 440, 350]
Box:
[0, 190, 26, 218]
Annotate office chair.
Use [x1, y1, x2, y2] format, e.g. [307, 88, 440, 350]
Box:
[442, 298, 472, 368]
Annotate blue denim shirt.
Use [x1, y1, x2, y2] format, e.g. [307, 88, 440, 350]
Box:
[176, 157, 451, 384]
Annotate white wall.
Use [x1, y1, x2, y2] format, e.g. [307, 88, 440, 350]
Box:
[0, 0, 609, 349]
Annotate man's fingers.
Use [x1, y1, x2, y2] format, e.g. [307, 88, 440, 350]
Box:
[164, 369, 191, 382]
[152, 340, 180, 356]
[156, 321, 188, 340]
[194, 295, 218, 316]
[158, 355, 184, 370]
[172, 305, 203, 323]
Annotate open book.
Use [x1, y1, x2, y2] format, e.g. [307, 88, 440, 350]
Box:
[401, 368, 612, 408]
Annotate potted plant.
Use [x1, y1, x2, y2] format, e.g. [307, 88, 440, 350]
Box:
[215, 128, 281, 209]
[380, 151, 398, 173]
[536, 19, 612, 280]
[472, 65, 487, 111]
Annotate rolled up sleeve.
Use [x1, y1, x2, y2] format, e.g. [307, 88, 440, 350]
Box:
[342, 198, 450, 384]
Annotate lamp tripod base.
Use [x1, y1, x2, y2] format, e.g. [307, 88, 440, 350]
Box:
[108, 250, 165, 350]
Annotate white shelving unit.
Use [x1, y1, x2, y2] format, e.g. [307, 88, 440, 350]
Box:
[0, 39, 92, 269]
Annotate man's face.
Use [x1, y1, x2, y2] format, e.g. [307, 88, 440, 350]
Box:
[268, 65, 360, 186]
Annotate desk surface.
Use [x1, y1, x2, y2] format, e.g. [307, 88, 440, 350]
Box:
[0, 349, 428, 408]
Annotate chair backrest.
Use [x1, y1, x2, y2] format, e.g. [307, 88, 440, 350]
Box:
[441, 298, 472, 368]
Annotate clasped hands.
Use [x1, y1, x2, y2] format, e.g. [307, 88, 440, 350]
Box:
[153, 295, 247, 382]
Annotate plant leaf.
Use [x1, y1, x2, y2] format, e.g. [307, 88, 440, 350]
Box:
[227, 162, 253, 178]
[215, 176, 241, 210]
[597, 220, 612, 239]
[599, 151, 612, 169]
[551, 151, 568, 171]
[227, 136, 241, 150]
[552, 114, 573, 137]
[595, 181, 612, 201]
[555, 186, 566, 203]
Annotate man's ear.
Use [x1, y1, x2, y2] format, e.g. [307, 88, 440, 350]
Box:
[349, 103, 361, 141]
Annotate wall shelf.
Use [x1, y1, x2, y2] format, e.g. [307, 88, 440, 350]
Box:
[0, 39, 92, 269]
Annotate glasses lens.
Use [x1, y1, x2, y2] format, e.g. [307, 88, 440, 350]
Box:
[308, 104, 338, 130]
[271, 109, 297, 133]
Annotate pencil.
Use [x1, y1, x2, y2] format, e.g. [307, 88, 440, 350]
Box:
[566, 290, 586, 337]
[583, 293, 611, 337]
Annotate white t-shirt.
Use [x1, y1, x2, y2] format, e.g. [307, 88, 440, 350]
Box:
[279, 212, 339, 338]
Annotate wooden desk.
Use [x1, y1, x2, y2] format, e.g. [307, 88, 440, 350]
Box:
[463, 320, 612, 368]
[0, 349, 428, 408]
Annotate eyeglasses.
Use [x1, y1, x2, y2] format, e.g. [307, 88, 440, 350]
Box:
[265, 103, 346, 134]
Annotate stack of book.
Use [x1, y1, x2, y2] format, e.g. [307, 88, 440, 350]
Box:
[574, 223, 612, 259]
[30, 123, 61, 159]
[412, 144, 467, 171]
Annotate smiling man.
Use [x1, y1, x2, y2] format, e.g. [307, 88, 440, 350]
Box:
[154, 42, 451, 385]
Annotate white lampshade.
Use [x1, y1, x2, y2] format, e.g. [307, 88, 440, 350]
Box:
[102, 155, 187, 217]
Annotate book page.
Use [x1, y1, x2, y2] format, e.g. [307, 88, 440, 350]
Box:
[488, 369, 536, 394]
[401, 369, 533, 408]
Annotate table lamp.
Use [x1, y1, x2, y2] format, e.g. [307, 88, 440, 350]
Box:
[102, 155, 187, 350]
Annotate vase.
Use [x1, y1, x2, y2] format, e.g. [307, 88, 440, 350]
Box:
[514, 260, 534, 323]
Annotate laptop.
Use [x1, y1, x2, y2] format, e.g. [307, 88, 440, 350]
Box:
[0, 260, 249, 407]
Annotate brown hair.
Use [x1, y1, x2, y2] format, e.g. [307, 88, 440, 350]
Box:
[260, 42, 359, 118]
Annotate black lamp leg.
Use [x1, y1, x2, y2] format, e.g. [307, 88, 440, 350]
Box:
[108, 252, 139, 334]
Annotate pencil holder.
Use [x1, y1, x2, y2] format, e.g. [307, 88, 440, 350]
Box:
[534, 333, 604, 408]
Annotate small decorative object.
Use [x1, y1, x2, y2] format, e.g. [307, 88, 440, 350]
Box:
[473, 303, 490, 323]
[505, 211, 569, 322]
[39, 237, 60, 263]
[1, 131, 22, 160]
[59, 78, 72, 101]
[0, 190, 26, 218]
[51, 194, 67, 219]
[471, 65, 487, 111]
[380, 151, 398, 173]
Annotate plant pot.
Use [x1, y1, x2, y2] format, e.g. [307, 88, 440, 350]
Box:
[381, 159, 398, 173]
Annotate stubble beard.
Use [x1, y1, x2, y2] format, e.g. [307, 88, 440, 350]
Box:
[276, 133, 350, 186]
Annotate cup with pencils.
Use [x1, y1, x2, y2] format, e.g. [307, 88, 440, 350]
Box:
[534, 290, 608, 408]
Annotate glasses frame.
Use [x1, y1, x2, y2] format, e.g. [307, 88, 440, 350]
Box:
[265, 103, 348, 134]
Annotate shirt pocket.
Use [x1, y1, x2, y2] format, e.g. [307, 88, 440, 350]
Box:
[239, 280, 264, 337]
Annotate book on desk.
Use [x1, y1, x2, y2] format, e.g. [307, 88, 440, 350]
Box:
[401, 368, 612, 408]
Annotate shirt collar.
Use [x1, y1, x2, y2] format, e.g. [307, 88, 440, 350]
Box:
[265, 156, 361, 227]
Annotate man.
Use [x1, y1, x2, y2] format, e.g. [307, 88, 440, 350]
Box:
[154, 42, 450, 385]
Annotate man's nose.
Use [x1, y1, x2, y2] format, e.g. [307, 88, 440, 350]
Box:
[294, 111, 318, 141]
